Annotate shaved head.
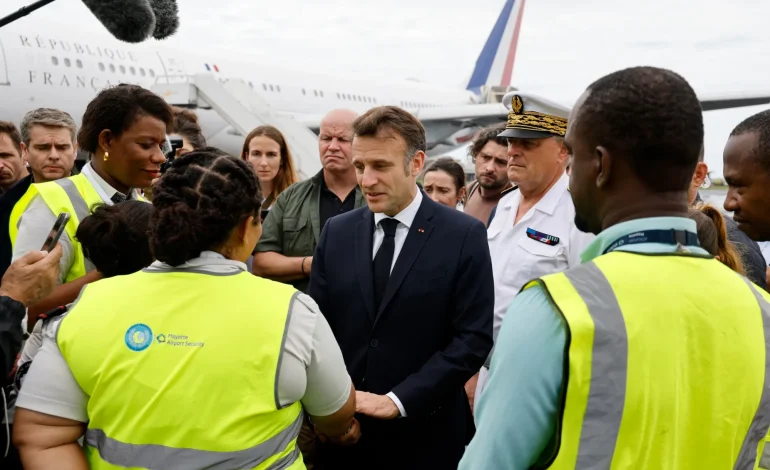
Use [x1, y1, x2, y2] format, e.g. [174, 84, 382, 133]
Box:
[319, 109, 359, 173]
[321, 109, 359, 129]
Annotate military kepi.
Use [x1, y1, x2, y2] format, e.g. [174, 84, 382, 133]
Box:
[500, 91, 571, 139]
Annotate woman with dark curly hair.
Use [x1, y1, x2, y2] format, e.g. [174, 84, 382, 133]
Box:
[13, 149, 358, 470]
[11, 83, 171, 328]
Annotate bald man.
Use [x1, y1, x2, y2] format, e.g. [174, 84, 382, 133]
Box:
[253, 109, 365, 293]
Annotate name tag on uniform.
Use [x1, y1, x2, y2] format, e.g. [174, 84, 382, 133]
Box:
[526, 228, 560, 246]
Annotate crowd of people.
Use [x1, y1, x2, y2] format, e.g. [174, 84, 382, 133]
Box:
[0, 65, 768, 469]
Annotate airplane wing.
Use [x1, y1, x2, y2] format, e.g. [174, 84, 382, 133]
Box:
[698, 91, 770, 112]
[292, 91, 770, 149]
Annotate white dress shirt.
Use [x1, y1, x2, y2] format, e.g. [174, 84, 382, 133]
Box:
[372, 189, 423, 270]
[371, 187, 423, 417]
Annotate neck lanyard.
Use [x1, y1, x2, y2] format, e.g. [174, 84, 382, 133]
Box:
[603, 229, 700, 255]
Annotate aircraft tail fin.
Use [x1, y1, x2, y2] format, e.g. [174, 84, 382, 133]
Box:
[465, 0, 527, 93]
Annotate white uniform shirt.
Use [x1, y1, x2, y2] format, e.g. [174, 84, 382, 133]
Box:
[487, 173, 595, 344]
[12, 162, 140, 284]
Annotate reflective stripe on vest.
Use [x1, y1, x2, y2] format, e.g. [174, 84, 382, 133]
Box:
[11, 174, 147, 282]
[84, 413, 303, 470]
[8, 185, 38, 247]
[57, 269, 304, 470]
[561, 262, 626, 469]
[527, 252, 770, 469]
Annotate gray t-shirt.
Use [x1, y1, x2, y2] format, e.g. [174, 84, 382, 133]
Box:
[15, 254, 351, 421]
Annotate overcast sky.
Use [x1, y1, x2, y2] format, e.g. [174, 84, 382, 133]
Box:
[5, 0, 770, 177]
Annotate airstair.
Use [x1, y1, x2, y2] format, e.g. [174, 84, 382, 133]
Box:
[479, 85, 518, 104]
[152, 74, 321, 179]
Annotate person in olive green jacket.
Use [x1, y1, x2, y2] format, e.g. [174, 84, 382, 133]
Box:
[253, 109, 365, 293]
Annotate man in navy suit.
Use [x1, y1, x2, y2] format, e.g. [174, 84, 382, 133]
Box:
[308, 106, 494, 469]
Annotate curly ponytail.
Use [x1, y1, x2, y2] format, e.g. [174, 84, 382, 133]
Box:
[150, 148, 263, 266]
[688, 204, 745, 275]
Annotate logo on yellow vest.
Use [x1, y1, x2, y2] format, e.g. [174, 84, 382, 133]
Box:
[125, 324, 153, 352]
[155, 332, 204, 348]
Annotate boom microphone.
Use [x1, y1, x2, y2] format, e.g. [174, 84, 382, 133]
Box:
[79, 0, 180, 43]
[80, 0, 155, 43]
[149, 0, 179, 40]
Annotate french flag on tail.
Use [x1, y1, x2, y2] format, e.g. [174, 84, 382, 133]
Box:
[466, 0, 526, 93]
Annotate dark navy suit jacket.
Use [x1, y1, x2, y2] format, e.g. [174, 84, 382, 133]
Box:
[308, 195, 494, 469]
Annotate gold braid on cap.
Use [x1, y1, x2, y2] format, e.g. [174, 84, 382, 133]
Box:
[506, 95, 567, 136]
[506, 112, 567, 136]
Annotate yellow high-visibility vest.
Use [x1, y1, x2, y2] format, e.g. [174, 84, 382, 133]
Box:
[9, 173, 145, 282]
[57, 267, 305, 470]
[524, 251, 770, 469]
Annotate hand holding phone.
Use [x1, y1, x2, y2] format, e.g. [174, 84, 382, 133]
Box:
[41, 213, 71, 252]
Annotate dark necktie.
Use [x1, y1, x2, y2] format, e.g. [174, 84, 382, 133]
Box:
[373, 218, 399, 311]
[111, 192, 127, 204]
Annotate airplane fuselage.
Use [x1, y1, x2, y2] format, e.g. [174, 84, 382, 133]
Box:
[0, 21, 477, 158]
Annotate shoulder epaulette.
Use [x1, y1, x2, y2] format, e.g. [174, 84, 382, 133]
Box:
[500, 184, 518, 197]
[39, 305, 68, 323]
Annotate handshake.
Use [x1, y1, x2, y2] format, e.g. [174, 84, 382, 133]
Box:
[310, 390, 402, 447]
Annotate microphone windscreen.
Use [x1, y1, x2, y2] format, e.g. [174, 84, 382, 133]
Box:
[80, 0, 156, 43]
[149, 0, 180, 40]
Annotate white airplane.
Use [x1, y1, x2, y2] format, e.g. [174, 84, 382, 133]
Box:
[0, 0, 767, 174]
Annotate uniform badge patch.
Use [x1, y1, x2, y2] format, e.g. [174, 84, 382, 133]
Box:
[526, 228, 560, 246]
[511, 95, 524, 114]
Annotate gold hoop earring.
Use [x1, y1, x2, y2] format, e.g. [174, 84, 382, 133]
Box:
[103, 151, 109, 162]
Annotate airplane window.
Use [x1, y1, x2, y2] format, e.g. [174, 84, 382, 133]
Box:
[149, 69, 155, 77]
[98, 63, 105, 72]
[320, 90, 324, 98]
[263, 84, 267, 91]
[109, 64, 116, 73]
[119, 65, 126, 74]
[130, 66, 136, 75]
[140, 68, 146, 77]
[313, 90, 317, 97]
[277, 85, 281, 92]
[76, 59, 83, 69]
[64, 58, 71, 67]
[303, 89, 307, 95]
[336, 92, 340, 99]
[51, 56, 59, 66]
[270, 85, 274, 91]
[249, 82, 254, 89]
